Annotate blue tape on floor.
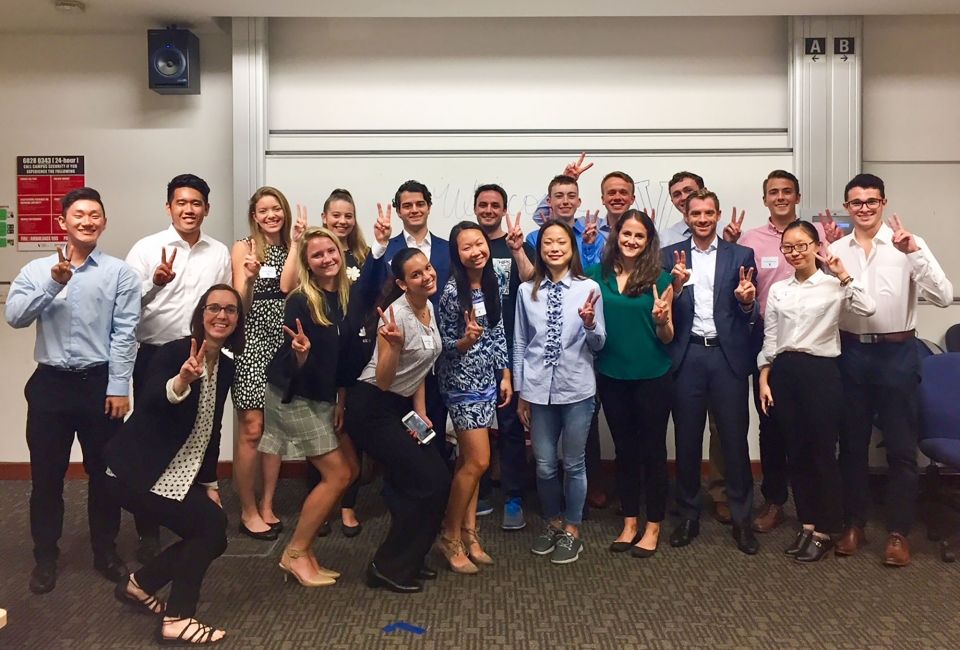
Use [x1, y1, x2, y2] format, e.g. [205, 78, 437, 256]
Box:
[383, 620, 426, 635]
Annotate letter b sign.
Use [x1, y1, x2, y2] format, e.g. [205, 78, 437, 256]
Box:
[834, 38, 855, 55]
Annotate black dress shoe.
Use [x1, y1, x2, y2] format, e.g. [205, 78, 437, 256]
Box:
[630, 544, 657, 558]
[669, 520, 700, 548]
[366, 563, 423, 594]
[136, 536, 162, 564]
[29, 561, 57, 595]
[267, 520, 284, 534]
[732, 525, 760, 555]
[94, 551, 129, 582]
[784, 530, 813, 557]
[341, 522, 363, 538]
[239, 523, 279, 541]
[609, 531, 643, 553]
[417, 565, 438, 580]
[795, 535, 833, 562]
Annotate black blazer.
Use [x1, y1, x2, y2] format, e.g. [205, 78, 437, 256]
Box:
[105, 337, 235, 493]
[661, 238, 758, 379]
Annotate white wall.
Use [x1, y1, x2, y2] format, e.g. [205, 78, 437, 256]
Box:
[0, 29, 235, 464]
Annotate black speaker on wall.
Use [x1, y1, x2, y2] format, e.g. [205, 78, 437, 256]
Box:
[148, 27, 200, 95]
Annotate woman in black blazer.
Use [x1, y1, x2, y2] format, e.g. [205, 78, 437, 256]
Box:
[104, 284, 244, 646]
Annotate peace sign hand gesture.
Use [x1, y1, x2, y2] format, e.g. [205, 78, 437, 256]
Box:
[242, 239, 261, 280]
[293, 204, 309, 243]
[671, 250, 691, 292]
[578, 289, 601, 329]
[651, 283, 674, 326]
[563, 152, 594, 180]
[734, 266, 756, 305]
[505, 211, 525, 251]
[283, 318, 311, 366]
[815, 252, 849, 280]
[461, 309, 484, 349]
[818, 209, 843, 243]
[153, 247, 177, 287]
[722, 207, 745, 243]
[582, 210, 601, 245]
[377, 305, 404, 348]
[373, 203, 393, 246]
[51, 244, 73, 285]
[179, 338, 209, 386]
[887, 213, 920, 254]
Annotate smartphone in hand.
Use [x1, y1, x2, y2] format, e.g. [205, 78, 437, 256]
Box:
[401, 410, 436, 445]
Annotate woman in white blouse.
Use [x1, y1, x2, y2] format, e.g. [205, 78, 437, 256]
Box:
[104, 284, 243, 645]
[757, 221, 876, 563]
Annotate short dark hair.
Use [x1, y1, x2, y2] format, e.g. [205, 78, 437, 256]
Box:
[601, 171, 635, 191]
[167, 173, 211, 204]
[685, 188, 720, 213]
[764, 169, 800, 195]
[474, 183, 507, 207]
[844, 173, 885, 200]
[548, 174, 578, 196]
[189, 284, 245, 353]
[61, 187, 105, 217]
[392, 180, 432, 209]
[668, 171, 705, 190]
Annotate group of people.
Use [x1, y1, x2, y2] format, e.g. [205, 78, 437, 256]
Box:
[5, 156, 952, 644]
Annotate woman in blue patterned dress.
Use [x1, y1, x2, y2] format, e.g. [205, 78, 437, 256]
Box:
[436, 222, 512, 573]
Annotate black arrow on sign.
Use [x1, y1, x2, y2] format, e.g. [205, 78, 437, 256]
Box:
[812, 55, 819, 62]
[841, 54, 848, 61]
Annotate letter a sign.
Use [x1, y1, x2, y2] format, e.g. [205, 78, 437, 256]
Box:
[805, 38, 826, 56]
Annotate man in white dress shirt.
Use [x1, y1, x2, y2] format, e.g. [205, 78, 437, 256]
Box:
[829, 173, 953, 566]
[124, 173, 231, 561]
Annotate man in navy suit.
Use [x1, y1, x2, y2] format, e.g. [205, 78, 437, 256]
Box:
[661, 188, 760, 555]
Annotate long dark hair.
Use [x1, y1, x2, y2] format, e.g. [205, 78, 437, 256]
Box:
[601, 209, 662, 296]
[782, 220, 824, 271]
[447, 221, 501, 327]
[189, 283, 245, 353]
[530, 220, 584, 301]
[364, 247, 428, 336]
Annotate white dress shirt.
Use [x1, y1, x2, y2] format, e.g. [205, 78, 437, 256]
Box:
[125, 226, 232, 345]
[690, 236, 719, 338]
[759, 270, 877, 367]
[828, 224, 953, 334]
[370, 230, 432, 261]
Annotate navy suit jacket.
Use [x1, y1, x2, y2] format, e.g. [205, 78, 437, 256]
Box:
[357, 232, 451, 310]
[661, 238, 758, 379]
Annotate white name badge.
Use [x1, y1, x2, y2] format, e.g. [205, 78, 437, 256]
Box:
[684, 268, 696, 287]
[472, 299, 487, 318]
[259, 265, 277, 279]
[761, 256, 780, 269]
[422, 335, 436, 349]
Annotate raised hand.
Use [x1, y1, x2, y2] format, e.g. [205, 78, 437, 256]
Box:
[734, 266, 756, 305]
[293, 204, 309, 243]
[563, 152, 594, 180]
[462, 309, 484, 349]
[179, 338, 209, 386]
[373, 203, 393, 246]
[376, 305, 404, 347]
[505, 211, 525, 251]
[153, 247, 177, 286]
[722, 207, 745, 243]
[888, 213, 919, 254]
[242, 239, 261, 280]
[282, 318, 311, 357]
[578, 289, 601, 329]
[651, 283, 674, 326]
[582, 210, 601, 245]
[51, 244, 73, 284]
[671, 250, 691, 290]
[815, 252, 849, 279]
[818, 208, 843, 243]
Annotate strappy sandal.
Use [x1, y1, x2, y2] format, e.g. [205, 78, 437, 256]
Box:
[462, 527, 494, 565]
[155, 617, 225, 646]
[279, 547, 336, 587]
[435, 535, 479, 574]
[113, 575, 165, 615]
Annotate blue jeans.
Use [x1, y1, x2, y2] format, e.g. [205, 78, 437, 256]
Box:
[529, 398, 594, 525]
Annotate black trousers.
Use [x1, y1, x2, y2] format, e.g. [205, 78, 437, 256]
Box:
[838, 339, 920, 534]
[769, 353, 843, 534]
[672, 343, 754, 525]
[478, 393, 528, 501]
[597, 373, 673, 521]
[132, 342, 162, 540]
[345, 382, 451, 584]
[25, 364, 121, 563]
[753, 371, 789, 506]
[106, 477, 228, 618]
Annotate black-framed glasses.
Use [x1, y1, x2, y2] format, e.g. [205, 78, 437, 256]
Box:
[844, 198, 883, 210]
[779, 241, 814, 255]
[204, 304, 239, 316]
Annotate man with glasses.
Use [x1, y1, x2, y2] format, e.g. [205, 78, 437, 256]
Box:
[828, 173, 952, 566]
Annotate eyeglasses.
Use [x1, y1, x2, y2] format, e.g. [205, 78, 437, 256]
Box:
[779, 241, 815, 255]
[204, 304, 239, 316]
[844, 198, 883, 210]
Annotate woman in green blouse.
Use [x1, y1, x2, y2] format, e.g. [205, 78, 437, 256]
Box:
[586, 209, 674, 558]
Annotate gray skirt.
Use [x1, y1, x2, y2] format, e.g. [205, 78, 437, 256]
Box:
[259, 384, 339, 459]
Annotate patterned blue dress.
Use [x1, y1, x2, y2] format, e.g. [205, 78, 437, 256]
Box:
[437, 265, 509, 431]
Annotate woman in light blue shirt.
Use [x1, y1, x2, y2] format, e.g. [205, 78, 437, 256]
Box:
[514, 220, 605, 565]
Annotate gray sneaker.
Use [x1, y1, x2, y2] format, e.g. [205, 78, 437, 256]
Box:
[550, 532, 584, 564]
[531, 526, 564, 555]
[502, 497, 526, 531]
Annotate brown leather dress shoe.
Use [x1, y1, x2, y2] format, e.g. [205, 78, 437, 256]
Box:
[712, 501, 732, 525]
[751, 502, 785, 533]
[835, 526, 867, 556]
[883, 532, 910, 567]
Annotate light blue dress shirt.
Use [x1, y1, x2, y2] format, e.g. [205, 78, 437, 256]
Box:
[524, 218, 606, 268]
[5, 248, 140, 396]
[513, 273, 606, 405]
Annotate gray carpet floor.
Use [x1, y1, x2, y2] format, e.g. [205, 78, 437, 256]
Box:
[1, 477, 959, 649]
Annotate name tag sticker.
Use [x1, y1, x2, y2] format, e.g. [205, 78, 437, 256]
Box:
[472, 299, 487, 318]
[422, 335, 435, 349]
[684, 268, 696, 287]
[761, 256, 780, 269]
[259, 265, 277, 279]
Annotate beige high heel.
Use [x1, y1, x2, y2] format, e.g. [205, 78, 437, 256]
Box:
[462, 527, 494, 566]
[279, 547, 336, 587]
[436, 535, 479, 574]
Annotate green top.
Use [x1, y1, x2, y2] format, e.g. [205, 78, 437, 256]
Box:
[585, 264, 673, 380]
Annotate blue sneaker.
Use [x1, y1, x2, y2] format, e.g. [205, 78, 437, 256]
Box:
[501, 497, 526, 531]
[476, 498, 494, 517]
